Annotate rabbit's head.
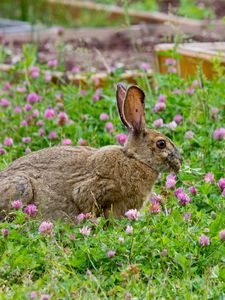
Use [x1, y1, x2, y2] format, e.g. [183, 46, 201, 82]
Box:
[116, 83, 182, 174]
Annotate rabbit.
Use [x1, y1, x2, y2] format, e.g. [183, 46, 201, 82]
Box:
[0, 83, 181, 221]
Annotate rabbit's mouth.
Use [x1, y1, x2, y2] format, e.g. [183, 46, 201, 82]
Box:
[168, 160, 182, 173]
[166, 154, 182, 173]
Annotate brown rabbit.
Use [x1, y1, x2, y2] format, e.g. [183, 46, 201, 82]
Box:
[0, 83, 181, 221]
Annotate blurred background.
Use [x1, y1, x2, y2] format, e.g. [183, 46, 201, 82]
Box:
[0, 0, 224, 76]
[1, 0, 225, 25]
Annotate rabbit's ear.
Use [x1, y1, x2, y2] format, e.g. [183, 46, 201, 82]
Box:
[116, 83, 130, 129]
[123, 85, 146, 134]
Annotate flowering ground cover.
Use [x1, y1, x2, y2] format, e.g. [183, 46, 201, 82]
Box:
[0, 47, 224, 299]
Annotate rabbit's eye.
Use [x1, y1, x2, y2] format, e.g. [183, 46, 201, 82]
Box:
[156, 140, 166, 149]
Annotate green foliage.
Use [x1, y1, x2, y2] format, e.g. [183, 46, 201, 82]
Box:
[177, 0, 215, 20]
[0, 0, 216, 26]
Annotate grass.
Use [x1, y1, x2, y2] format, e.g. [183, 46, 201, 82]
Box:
[93, 0, 215, 20]
[0, 45, 225, 299]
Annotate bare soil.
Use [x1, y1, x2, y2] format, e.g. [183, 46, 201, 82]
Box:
[1, 20, 225, 73]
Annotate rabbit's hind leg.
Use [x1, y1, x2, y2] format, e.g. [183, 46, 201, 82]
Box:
[103, 201, 129, 219]
[0, 175, 33, 217]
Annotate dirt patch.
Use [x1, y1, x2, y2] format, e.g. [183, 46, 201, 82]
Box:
[206, 0, 225, 18]
[1, 22, 225, 73]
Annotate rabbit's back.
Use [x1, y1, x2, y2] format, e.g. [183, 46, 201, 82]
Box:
[1, 146, 96, 175]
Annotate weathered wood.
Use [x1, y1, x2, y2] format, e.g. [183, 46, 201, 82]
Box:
[46, 0, 209, 27]
[0, 18, 43, 34]
[44, 69, 152, 87]
[154, 42, 225, 79]
[0, 64, 152, 87]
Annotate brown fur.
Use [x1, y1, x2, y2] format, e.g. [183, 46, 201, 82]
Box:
[0, 84, 181, 221]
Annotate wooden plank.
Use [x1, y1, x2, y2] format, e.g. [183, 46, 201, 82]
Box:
[154, 42, 225, 79]
[0, 64, 152, 87]
[46, 0, 207, 27]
